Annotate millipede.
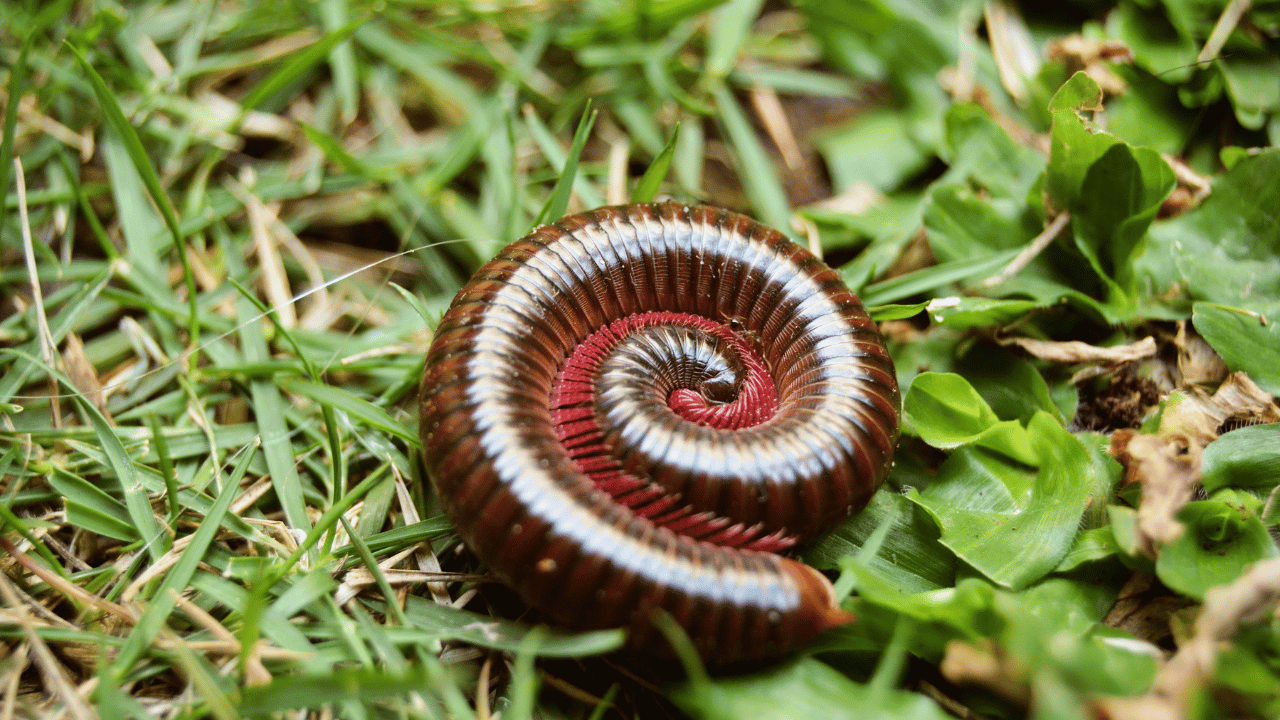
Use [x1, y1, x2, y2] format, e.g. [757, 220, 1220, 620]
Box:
[418, 202, 900, 663]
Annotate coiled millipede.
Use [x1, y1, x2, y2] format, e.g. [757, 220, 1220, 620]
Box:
[418, 203, 900, 662]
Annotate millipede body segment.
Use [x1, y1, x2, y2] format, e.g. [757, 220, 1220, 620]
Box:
[418, 203, 900, 662]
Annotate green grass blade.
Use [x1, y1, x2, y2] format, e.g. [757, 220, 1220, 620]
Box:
[507, 626, 548, 720]
[277, 378, 418, 447]
[237, 20, 362, 119]
[68, 44, 199, 347]
[74, 394, 167, 561]
[0, 267, 111, 405]
[46, 466, 134, 539]
[859, 249, 1021, 306]
[0, 0, 72, 233]
[318, 0, 359, 125]
[704, 0, 764, 81]
[338, 515, 406, 626]
[146, 414, 181, 522]
[535, 100, 597, 226]
[711, 83, 793, 234]
[0, 28, 35, 235]
[675, 116, 704, 195]
[236, 667, 436, 716]
[57, 150, 119, 260]
[5, 344, 167, 560]
[631, 122, 680, 203]
[0, 492, 68, 577]
[234, 296, 312, 534]
[226, 275, 345, 508]
[297, 121, 368, 176]
[107, 442, 254, 683]
[275, 465, 391, 578]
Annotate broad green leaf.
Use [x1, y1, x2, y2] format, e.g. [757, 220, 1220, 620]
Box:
[1201, 424, 1280, 493]
[909, 412, 1094, 589]
[923, 185, 1030, 263]
[1104, 66, 1196, 154]
[805, 489, 955, 594]
[1045, 72, 1114, 216]
[402, 595, 625, 656]
[1216, 622, 1280, 716]
[868, 302, 927, 322]
[1001, 580, 1156, 698]
[1138, 149, 1280, 319]
[1105, 2, 1197, 84]
[1106, 505, 1155, 572]
[1192, 304, 1280, 395]
[926, 297, 1040, 331]
[1156, 501, 1278, 600]
[958, 351, 1066, 425]
[904, 372, 1037, 465]
[1048, 70, 1105, 114]
[1054, 527, 1120, 573]
[941, 103, 1045, 200]
[1177, 64, 1226, 108]
[817, 109, 931, 193]
[1072, 143, 1175, 292]
[1220, 55, 1280, 130]
[669, 656, 951, 720]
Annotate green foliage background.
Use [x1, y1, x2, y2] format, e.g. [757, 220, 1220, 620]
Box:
[1, 0, 1279, 718]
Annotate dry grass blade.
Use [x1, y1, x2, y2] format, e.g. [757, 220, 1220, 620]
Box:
[0, 574, 95, 720]
[14, 157, 60, 428]
[978, 211, 1072, 289]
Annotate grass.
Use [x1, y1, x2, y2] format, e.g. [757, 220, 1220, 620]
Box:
[3, 0, 1279, 719]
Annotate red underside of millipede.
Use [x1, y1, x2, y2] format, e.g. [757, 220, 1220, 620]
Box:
[549, 311, 795, 552]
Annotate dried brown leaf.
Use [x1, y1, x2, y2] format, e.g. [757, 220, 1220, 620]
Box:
[62, 333, 108, 420]
[1001, 335, 1157, 366]
[1046, 34, 1134, 97]
[940, 639, 1031, 706]
[1104, 557, 1280, 720]
[1161, 372, 1280, 445]
[806, 182, 887, 216]
[1159, 391, 1228, 446]
[984, 1, 1040, 105]
[1174, 322, 1228, 387]
[1210, 372, 1280, 425]
[1103, 573, 1191, 649]
[1110, 430, 1203, 553]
